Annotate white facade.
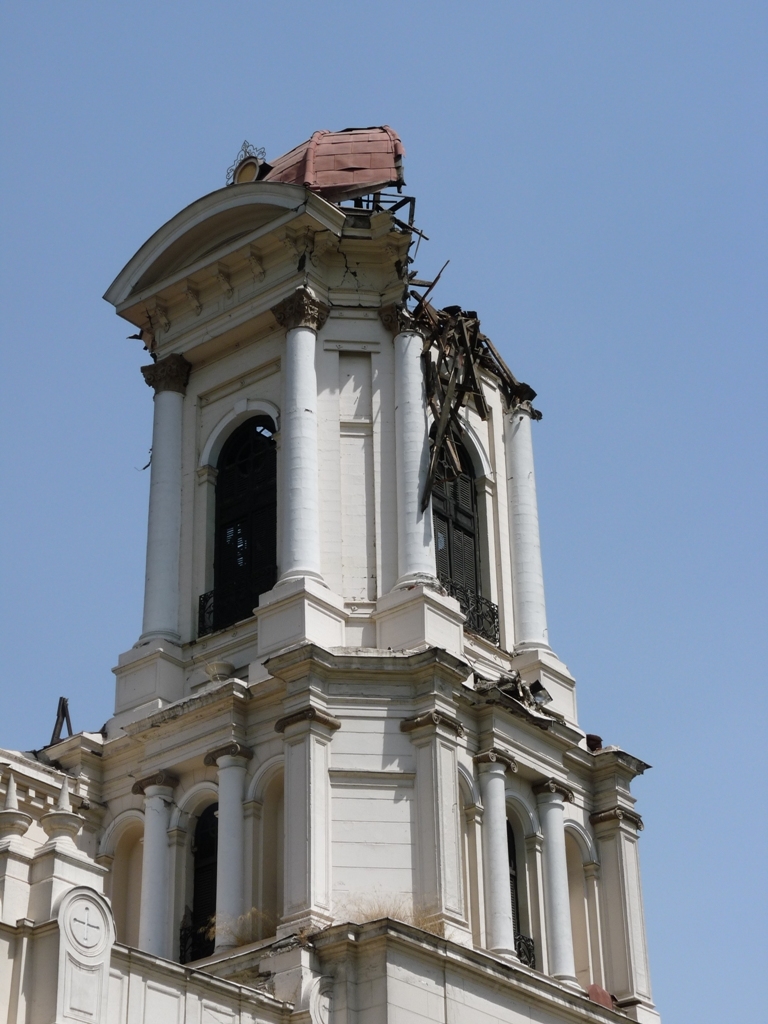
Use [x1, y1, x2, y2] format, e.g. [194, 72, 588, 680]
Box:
[0, 166, 660, 1023]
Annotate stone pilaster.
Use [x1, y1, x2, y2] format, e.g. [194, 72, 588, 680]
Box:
[275, 706, 339, 936]
[401, 711, 469, 941]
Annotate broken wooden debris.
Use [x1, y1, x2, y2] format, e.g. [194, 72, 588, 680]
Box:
[401, 296, 540, 512]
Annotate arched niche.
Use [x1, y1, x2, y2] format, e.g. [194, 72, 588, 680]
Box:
[247, 756, 285, 941]
[102, 810, 145, 947]
[564, 820, 604, 990]
[457, 764, 483, 944]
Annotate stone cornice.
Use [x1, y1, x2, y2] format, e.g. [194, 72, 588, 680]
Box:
[532, 778, 575, 803]
[274, 707, 341, 734]
[140, 353, 191, 395]
[271, 285, 330, 332]
[203, 742, 254, 766]
[589, 806, 644, 831]
[264, 642, 471, 688]
[472, 748, 518, 772]
[131, 770, 179, 795]
[400, 711, 465, 738]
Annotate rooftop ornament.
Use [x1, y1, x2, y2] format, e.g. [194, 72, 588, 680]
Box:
[226, 141, 269, 185]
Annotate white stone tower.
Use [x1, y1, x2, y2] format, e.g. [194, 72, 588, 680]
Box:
[0, 129, 660, 1024]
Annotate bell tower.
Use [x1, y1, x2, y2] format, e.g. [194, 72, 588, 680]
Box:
[0, 128, 660, 1024]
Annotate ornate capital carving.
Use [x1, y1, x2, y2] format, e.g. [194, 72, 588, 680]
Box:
[589, 806, 644, 831]
[400, 710, 465, 738]
[131, 770, 179, 795]
[204, 742, 253, 766]
[275, 706, 341, 734]
[533, 778, 575, 803]
[271, 286, 330, 332]
[473, 748, 518, 772]
[510, 398, 543, 422]
[141, 353, 192, 395]
[379, 303, 416, 335]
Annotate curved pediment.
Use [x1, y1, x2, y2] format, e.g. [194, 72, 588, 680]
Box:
[104, 182, 342, 309]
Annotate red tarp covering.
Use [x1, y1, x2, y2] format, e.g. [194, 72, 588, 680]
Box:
[262, 126, 405, 202]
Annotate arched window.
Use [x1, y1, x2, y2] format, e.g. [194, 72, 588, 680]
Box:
[180, 803, 218, 962]
[431, 431, 499, 644]
[199, 416, 277, 635]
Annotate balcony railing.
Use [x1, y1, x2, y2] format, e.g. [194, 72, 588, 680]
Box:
[441, 580, 500, 646]
[515, 932, 536, 969]
[197, 568, 277, 638]
[198, 590, 215, 637]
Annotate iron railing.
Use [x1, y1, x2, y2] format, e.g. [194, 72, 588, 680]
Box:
[442, 580, 500, 646]
[515, 933, 536, 969]
[198, 569, 277, 639]
[198, 591, 215, 637]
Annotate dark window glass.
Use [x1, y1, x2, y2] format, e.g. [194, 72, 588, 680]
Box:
[431, 433, 480, 598]
[212, 416, 277, 630]
[190, 802, 218, 961]
[507, 818, 521, 937]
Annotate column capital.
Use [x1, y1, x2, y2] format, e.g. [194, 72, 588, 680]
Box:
[131, 770, 179, 795]
[589, 805, 644, 832]
[400, 710, 465, 738]
[473, 747, 518, 773]
[275, 705, 341, 734]
[141, 353, 191, 395]
[379, 304, 421, 336]
[533, 778, 574, 803]
[204, 742, 253, 766]
[509, 398, 542, 422]
[271, 285, 330, 332]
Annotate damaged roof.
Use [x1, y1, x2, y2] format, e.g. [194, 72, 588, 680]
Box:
[260, 126, 405, 202]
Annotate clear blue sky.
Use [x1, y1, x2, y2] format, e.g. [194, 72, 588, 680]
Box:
[1, 3, 765, 1020]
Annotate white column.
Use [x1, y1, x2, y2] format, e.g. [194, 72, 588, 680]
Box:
[205, 744, 252, 951]
[536, 783, 579, 987]
[394, 329, 437, 588]
[135, 776, 176, 957]
[505, 402, 549, 649]
[476, 754, 518, 959]
[271, 287, 329, 584]
[140, 354, 191, 642]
